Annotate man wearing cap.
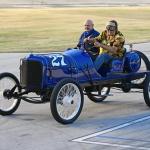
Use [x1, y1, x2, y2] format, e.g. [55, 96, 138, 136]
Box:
[77, 19, 100, 49]
[87, 20, 125, 71]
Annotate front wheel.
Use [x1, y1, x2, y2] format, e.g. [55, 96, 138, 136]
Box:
[50, 79, 84, 124]
[143, 74, 150, 107]
[0, 73, 21, 115]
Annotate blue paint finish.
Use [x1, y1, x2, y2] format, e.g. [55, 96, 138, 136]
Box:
[111, 59, 124, 72]
[22, 48, 147, 91]
[64, 49, 100, 82]
[124, 51, 141, 72]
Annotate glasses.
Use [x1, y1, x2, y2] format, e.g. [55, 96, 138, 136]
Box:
[106, 25, 116, 31]
[85, 24, 90, 27]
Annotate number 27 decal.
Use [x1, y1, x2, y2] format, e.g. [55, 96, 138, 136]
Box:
[49, 54, 67, 67]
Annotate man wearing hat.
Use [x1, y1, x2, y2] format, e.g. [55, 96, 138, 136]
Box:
[87, 20, 125, 71]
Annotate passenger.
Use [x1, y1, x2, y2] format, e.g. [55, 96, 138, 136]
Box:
[77, 19, 100, 49]
[87, 20, 125, 71]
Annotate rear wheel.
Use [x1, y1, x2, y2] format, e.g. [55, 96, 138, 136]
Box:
[85, 86, 110, 103]
[131, 51, 150, 84]
[50, 79, 84, 124]
[0, 73, 21, 115]
[143, 74, 150, 107]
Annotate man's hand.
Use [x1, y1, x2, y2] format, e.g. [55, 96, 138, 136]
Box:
[83, 38, 88, 43]
[94, 41, 118, 54]
[87, 37, 94, 41]
[84, 37, 94, 43]
[94, 41, 101, 47]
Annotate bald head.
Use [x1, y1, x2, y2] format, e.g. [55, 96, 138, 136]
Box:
[84, 19, 94, 31]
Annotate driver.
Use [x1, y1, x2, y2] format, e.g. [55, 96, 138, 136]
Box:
[77, 19, 100, 49]
[87, 20, 125, 71]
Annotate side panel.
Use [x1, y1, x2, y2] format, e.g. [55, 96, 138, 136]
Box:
[64, 49, 101, 83]
[43, 53, 78, 86]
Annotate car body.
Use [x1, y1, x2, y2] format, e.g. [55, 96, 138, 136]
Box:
[20, 49, 143, 91]
[0, 48, 150, 124]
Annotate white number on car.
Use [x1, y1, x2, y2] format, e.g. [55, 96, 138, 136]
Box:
[49, 54, 67, 67]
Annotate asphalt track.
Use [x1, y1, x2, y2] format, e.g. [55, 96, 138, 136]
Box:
[0, 43, 150, 150]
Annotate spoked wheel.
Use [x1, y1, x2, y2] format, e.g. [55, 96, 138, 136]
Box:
[131, 51, 150, 84]
[50, 79, 84, 124]
[143, 74, 150, 107]
[0, 73, 21, 115]
[85, 86, 110, 103]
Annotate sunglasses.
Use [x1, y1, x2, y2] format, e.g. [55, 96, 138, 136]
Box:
[106, 25, 116, 31]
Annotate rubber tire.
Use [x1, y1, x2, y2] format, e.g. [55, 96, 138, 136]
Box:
[50, 78, 84, 124]
[122, 82, 131, 93]
[143, 75, 150, 107]
[134, 50, 150, 70]
[86, 87, 110, 103]
[122, 86, 131, 93]
[0, 72, 21, 116]
[131, 51, 150, 85]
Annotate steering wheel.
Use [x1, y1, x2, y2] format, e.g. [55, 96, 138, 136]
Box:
[84, 40, 94, 51]
[84, 40, 99, 56]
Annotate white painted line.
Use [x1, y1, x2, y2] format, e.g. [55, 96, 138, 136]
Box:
[72, 115, 150, 142]
[72, 116, 150, 150]
[77, 140, 150, 150]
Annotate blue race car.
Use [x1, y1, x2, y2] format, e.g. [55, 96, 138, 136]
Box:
[0, 47, 150, 124]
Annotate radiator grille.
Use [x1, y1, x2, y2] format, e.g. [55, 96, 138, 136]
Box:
[20, 59, 43, 91]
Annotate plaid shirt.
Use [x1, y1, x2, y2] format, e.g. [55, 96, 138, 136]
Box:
[95, 30, 125, 57]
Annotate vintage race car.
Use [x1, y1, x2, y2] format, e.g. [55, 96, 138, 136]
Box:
[0, 47, 150, 124]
